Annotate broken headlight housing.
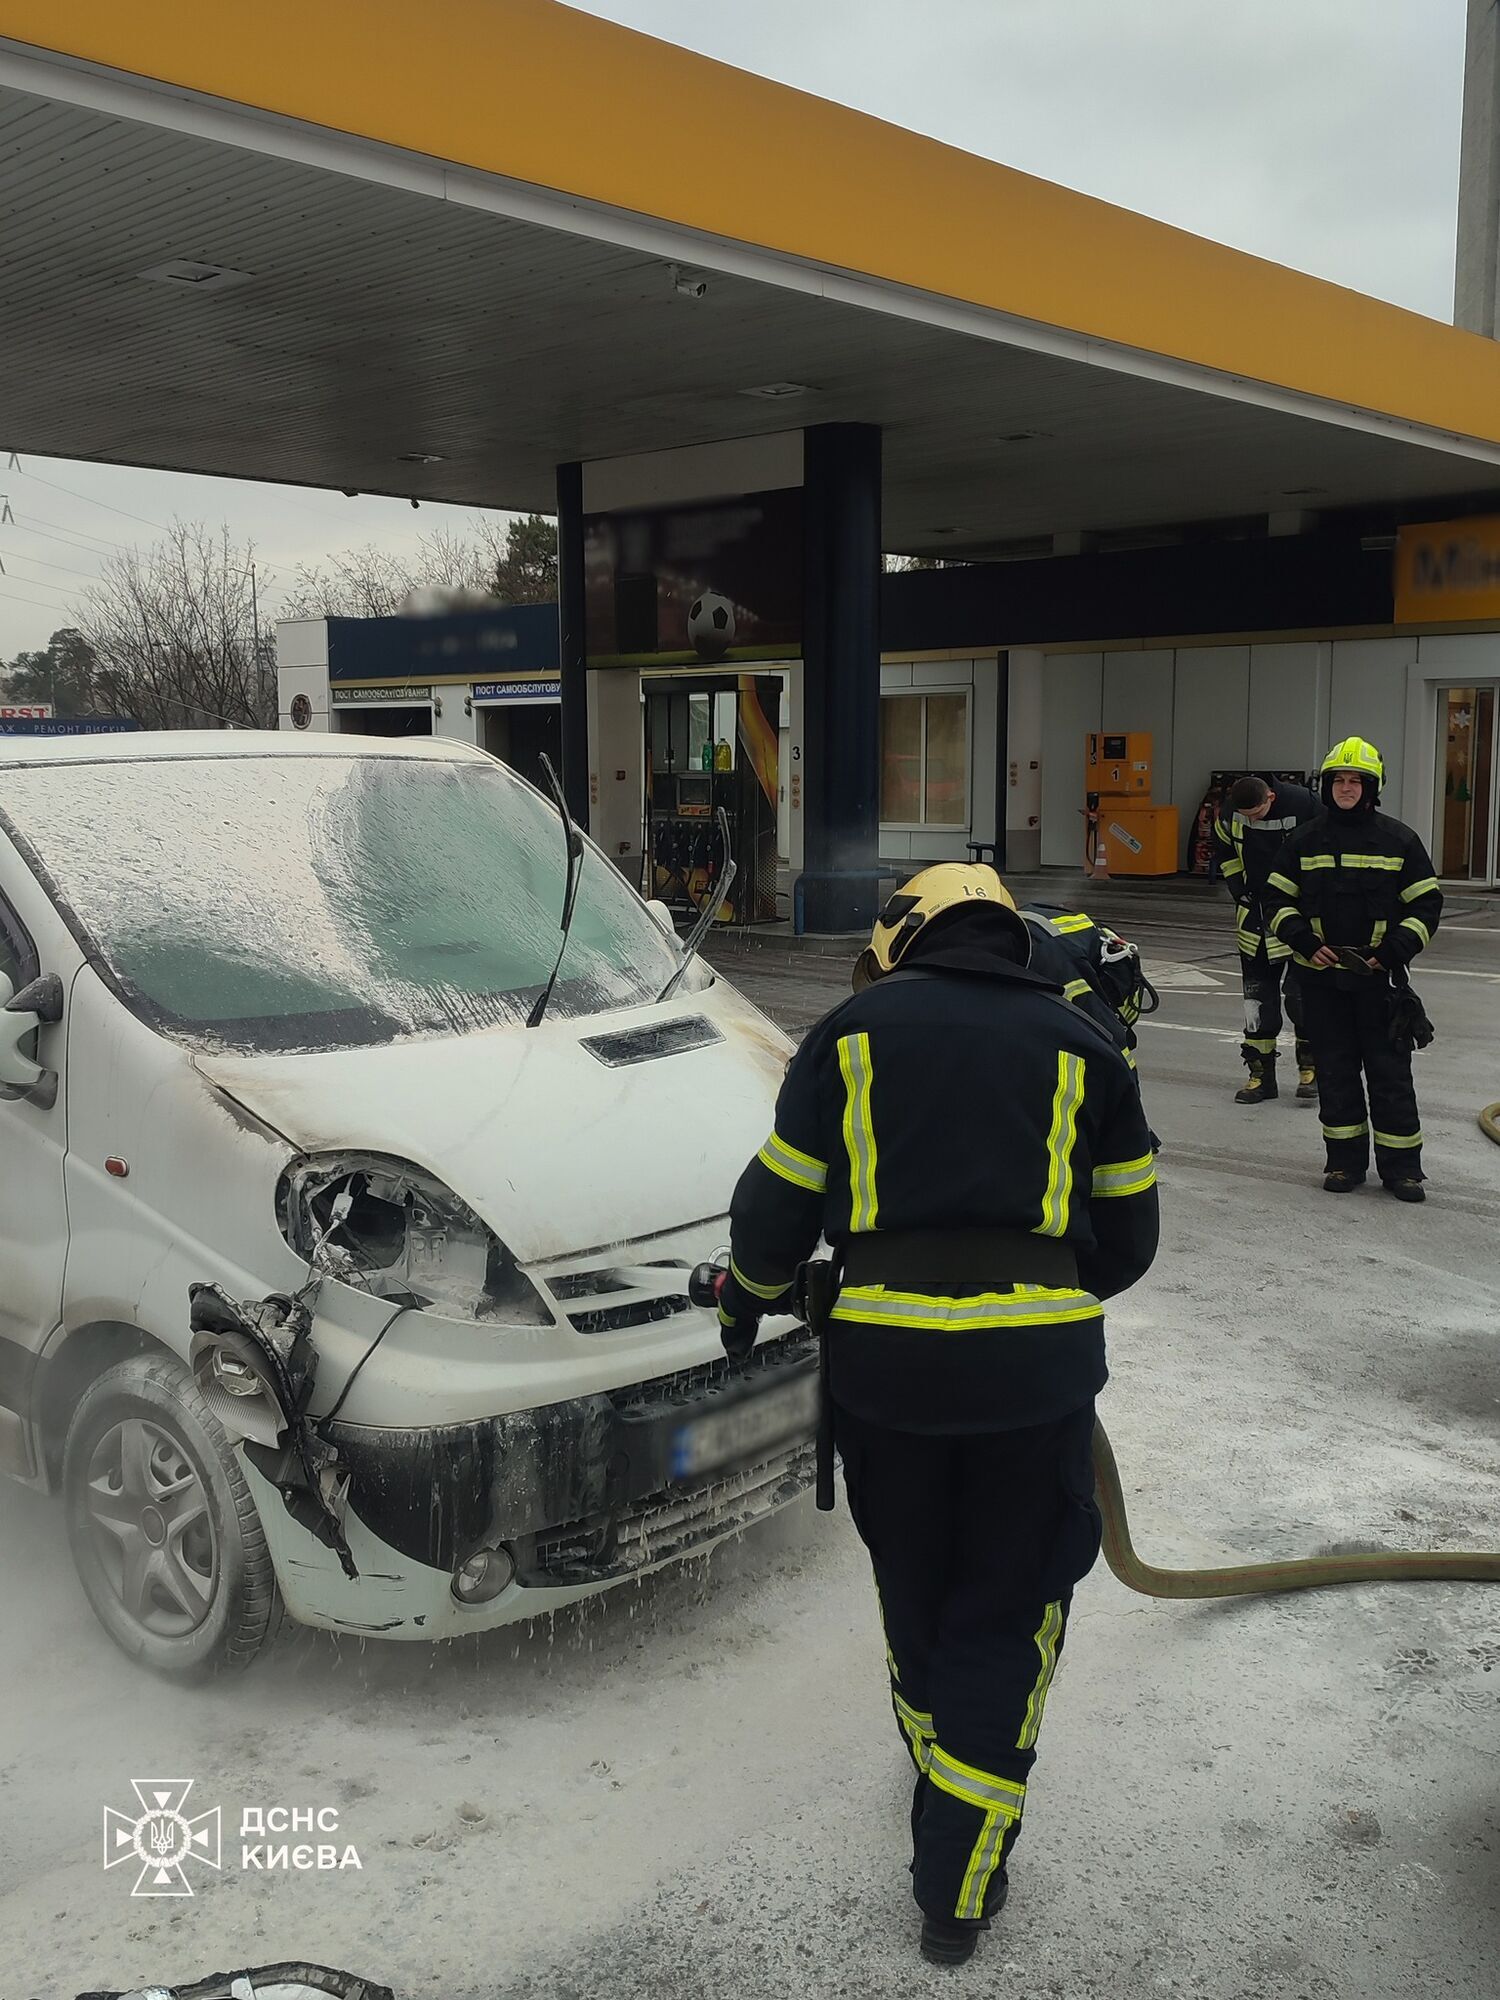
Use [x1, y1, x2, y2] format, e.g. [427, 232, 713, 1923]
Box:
[276, 1153, 553, 1326]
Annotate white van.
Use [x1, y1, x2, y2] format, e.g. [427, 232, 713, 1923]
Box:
[0, 733, 816, 1675]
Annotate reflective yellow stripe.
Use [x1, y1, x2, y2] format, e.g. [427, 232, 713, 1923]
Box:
[1299, 855, 1336, 871]
[1091, 1153, 1156, 1198]
[1244, 1037, 1278, 1054]
[928, 1747, 1027, 1813]
[892, 1692, 935, 1773]
[1268, 870, 1300, 896]
[1039, 1052, 1086, 1237]
[1220, 856, 1246, 878]
[1400, 916, 1431, 948]
[1268, 904, 1299, 936]
[1123, 1047, 1137, 1070]
[1322, 1120, 1368, 1140]
[928, 1747, 1026, 1921]
[1017, 1600, 1064, 1751]
[1341, 853, 1403, 870]
[1049, 912, 1096, 934]
[1374, 1128, 1423, 1149]
[729, 1255, 787, 1301]
[837, 1031, 879, 1232]
[830, 1283, 1101, 1331]
[756, 1131, 828, 1193]
[1401, 876, 1440, 903]
[1062, 977, 1093, 1002]
[1371, 919, 1387, 945]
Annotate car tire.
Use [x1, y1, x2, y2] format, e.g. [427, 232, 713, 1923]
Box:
[63, 1350, 281, 1676]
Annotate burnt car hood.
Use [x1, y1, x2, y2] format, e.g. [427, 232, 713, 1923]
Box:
[194, 990, 792, 1266]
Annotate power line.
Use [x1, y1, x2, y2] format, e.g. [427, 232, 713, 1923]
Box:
[0, 584, 74, 612]
[10, 513, 129, 558]
[4, 454, 170, 533]
[1, 549, 101, 582]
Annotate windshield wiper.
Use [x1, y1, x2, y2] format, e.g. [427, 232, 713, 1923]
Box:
[656, 806, 737, 1004]
[527, 754, 585, 1029]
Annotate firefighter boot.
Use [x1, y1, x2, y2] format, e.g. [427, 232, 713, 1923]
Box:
[1295, 1040, 1317, 1101]
[1234, 1052, 1278, 1105]
[919, 1882, 1006, 1967]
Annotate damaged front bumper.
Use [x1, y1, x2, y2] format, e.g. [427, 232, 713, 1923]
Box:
[245, 1333, 819, 1639]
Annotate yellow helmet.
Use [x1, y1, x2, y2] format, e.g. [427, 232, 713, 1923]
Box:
[1321, 737, 1385, 788]
[852, 863, 1025, 991]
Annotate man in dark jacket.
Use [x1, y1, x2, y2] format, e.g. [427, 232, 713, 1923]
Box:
[1263, 738, 1442, 1201]
[1212, 773, 1321, 1105]
[716, 865, 1159, 1966]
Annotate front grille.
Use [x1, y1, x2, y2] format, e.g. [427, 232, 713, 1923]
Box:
[518, 1440, 817, 1585]
[536, 1232, 721, 1338]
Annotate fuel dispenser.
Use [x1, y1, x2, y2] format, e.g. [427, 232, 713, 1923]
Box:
[644, 675, 781, 924]
[1083, 732, 1180, 876]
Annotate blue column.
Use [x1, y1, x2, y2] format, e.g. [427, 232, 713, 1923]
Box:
[555, 460, 590, 828]
[801, 423, 882, 933]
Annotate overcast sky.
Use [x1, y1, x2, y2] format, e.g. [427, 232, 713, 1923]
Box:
[0, 0, 1470, 660]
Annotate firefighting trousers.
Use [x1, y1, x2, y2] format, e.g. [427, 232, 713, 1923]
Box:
[834, 1400, 1102, 1924]
[1298, 975, 1423, 1180]
[1239, 945, 1311, 1070]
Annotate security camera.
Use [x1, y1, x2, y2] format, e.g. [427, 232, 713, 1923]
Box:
[670, 264, 708, 300]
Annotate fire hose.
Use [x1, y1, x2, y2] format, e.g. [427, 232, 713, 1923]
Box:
[692, 1262, 1500, 1599]
[1480, 1100, 1500, 1145]
[1092, 1421, 1500, 1597]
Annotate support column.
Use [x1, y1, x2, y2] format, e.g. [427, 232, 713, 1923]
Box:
[555, 460, 590, 827]
[801, 422, 882, 933]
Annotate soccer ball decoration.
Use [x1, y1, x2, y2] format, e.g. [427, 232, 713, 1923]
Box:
[687, 591, 736, 658]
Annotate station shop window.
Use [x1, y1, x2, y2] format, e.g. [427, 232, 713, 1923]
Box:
[879, 692, 969, 827]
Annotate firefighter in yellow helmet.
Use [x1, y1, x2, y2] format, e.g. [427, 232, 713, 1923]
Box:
[1262, 739, 1443, 1199]
[717, 863, 1159, 1966]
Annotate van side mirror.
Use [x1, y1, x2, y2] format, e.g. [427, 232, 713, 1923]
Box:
[0, 970, 60, 1107]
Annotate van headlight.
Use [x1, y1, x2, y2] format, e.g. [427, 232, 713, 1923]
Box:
[276, 1153, 553, 1326]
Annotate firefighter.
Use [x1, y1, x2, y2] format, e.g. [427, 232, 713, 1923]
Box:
[1262, 739, 1442, 1200]
[1212, 773, 1321, 1104]
[717, 865, 1159, 1966]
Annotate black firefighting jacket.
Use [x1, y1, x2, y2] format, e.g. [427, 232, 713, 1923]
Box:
[722, 937, 1159, 1433]
[1263, 809, 1443, 975]
[1212, 782, 1320, 960]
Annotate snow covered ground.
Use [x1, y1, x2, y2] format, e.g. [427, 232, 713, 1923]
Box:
[2, 897, 1497, 1999]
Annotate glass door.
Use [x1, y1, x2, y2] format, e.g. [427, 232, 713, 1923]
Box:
[1435, 685, 1498, 884]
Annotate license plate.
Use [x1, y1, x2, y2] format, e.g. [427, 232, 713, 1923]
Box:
[670, 1371, 819, 1481]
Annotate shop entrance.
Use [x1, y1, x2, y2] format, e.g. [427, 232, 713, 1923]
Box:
[478, 702, 563, 794]
[643, 676, 781, 924]
[1435, 684, 1498, 885]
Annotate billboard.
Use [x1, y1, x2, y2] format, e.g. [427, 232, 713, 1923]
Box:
[1395, 515, 1500, 624]
[0, 703, 54, 719]
[584, 487, 802, 668]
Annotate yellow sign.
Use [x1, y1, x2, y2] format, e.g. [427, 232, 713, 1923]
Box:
[1395, 516, 1500, 624]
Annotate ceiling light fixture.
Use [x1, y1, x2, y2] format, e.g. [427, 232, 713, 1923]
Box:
[139, 259, 253, 293]
[932, 525, 970, 536]
[995, 430, 1052, 443]
[395, 452, 447, 465]
[1280, 486, 1327, 497]
[740, 381, 814, 401]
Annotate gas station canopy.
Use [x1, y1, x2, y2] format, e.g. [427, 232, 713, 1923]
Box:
[4, 0, 1500, 557]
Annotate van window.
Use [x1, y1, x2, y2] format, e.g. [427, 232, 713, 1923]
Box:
[0, 754, 683, 1052]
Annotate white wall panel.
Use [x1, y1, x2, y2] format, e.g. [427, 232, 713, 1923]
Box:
[1171, 647, 1249, 864]
[1247, 643, 1324, 772]
[1040, 653, 1102, 865]
[1329, 639, 1416, 819]
[1101, 649, 1174, 781]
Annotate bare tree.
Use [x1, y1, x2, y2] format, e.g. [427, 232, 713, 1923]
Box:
[281, 522, 513, 619]
[72, 523, 275, 729]
[280, 514, 557, 618]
